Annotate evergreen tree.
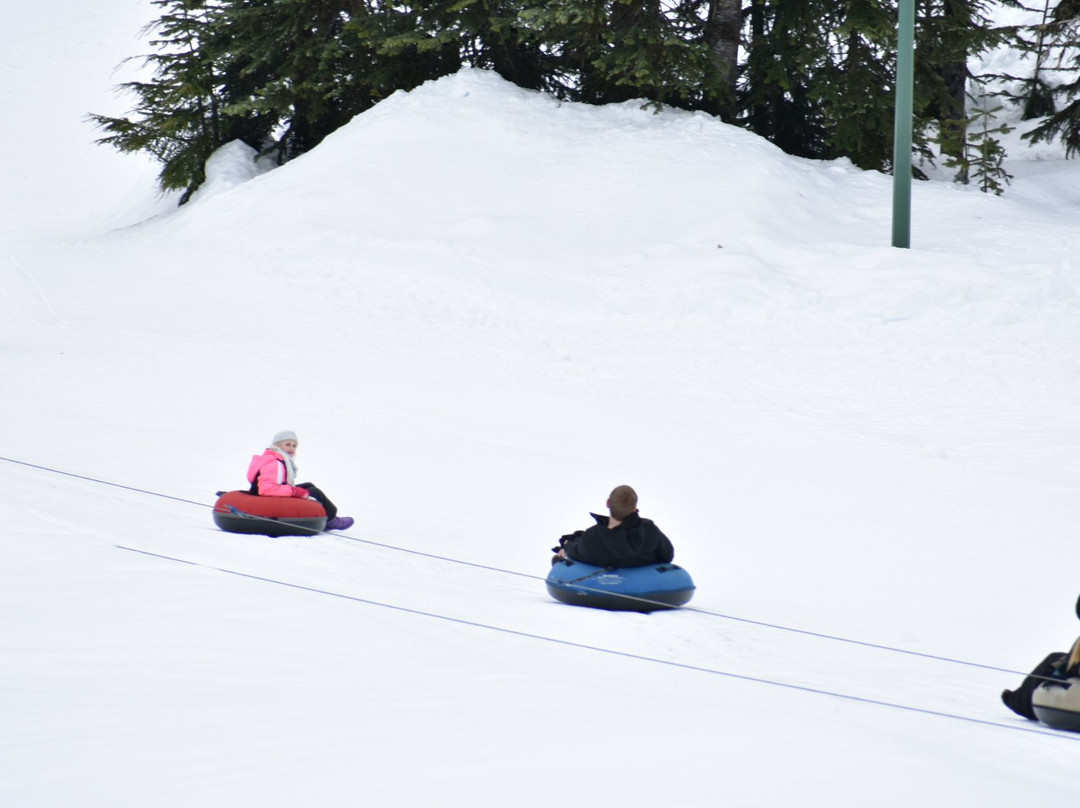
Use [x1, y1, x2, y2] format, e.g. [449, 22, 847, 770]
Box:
[914, 0, 1011, 160]
[1017, 0, 1060, 119]
[610, 0, 724, 108]
[97, 0, 1062, 202]
[218, 0, 380, 161]
[353, 0, 550, 96]
[523, 0, 724, 108]
[1022, 1, 1080, 154]
[739, 0, 832, 158]
[944, 78, 1014, 192]
[346, 0, 463, 99]
[735, 1, 1019, 178]
[89, 0, 243, 202]
[812, 0, 899, 171]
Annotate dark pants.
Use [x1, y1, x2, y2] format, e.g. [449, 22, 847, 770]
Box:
[298, 483, 338, 520]
[1003, 652, 1068, 720]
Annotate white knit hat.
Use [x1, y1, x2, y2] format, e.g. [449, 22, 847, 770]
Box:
[272, 430, 298, 445]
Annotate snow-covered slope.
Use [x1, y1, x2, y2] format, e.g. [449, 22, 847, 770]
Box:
[3, 4, 1080, 806]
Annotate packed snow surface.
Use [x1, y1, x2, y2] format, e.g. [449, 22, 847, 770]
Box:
[3, 3, 1080, 806]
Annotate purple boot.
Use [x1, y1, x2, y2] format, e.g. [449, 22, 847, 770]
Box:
[324, 516, 354, 531]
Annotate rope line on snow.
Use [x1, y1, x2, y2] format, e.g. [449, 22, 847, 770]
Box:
[3, 456, 208, 507]
[114, 543, 1080, 744]
[0, 455, 1040, 678]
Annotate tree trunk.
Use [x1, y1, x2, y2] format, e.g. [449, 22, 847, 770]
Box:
[705, 0, 741, 120]
[939, 0, 970, 158]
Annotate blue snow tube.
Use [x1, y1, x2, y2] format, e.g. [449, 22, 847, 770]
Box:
[546, 558, 695, 612]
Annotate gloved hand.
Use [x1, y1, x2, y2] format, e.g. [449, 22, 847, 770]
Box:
[291, 487, 310, 498]
[557, 531, 582, 548]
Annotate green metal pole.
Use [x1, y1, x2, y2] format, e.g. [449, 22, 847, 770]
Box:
[892, 0, 915, 248]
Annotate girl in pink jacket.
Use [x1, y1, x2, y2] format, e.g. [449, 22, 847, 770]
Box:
[247, 430, 354, 531]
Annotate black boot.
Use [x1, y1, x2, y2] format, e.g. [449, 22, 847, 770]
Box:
[1001, 689, 1029, 719]
[1002, 652, 1069, 721]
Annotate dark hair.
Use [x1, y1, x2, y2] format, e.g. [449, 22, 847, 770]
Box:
[608, 485, 638, 520]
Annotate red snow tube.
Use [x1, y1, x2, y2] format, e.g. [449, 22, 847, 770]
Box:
[212, 490, 327, 537]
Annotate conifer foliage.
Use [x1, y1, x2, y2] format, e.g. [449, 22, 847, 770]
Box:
[525, 0, 723, 107]
[1022, 0, 1080, 155]
[92, 1, 1080, 201]
[813, 0, 899, 171]
[217, 0, 378, 161]
[944, 77, 1014, 192]
[90, 1, 230, 202]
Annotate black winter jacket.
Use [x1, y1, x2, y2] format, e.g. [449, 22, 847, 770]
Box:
[560, 511, 675, 568]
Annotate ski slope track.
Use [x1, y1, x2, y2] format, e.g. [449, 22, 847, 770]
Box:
[2, 2, 1080, 806]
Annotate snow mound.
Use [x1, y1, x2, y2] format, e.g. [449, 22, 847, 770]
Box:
[188, 140, 271, 203]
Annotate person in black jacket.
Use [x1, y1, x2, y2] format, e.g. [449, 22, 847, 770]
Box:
[553, 485, 675, 568]
[1001, 592, 1080, 719]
